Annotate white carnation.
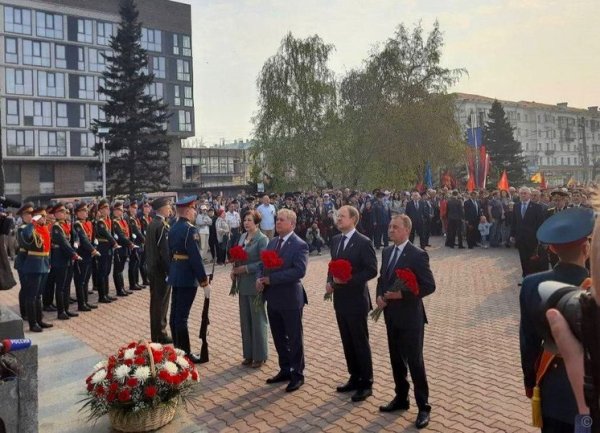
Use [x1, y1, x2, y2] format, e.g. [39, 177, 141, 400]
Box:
[174, 348, 185, 356]
[123, 348, 136, 360]
[91, 369, 107, 384]
[93, 360, 107, 371]
[149, 343, 163, 351]
[175, 356, 189, 369]
[115, 364, 131, 381]
[163, 361, 178, 375]
[134, 366, 151, 382]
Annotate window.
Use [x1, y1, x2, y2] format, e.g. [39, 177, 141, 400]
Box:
[178, 110, 192, 132]
[173, 34, 179, 55]
[151, 56, 165, 78]
[182, 35, 191, 56]
[177, 59, 190, 81]
[39, 164, 54, 182]
[56, 102, 67, 127]
[6, 100, 19, 125]
[97, 21, 114, 45]
[55, 44, 66, 68]
[77, 19, 93, 43]
[6, 69, 33, 95]
[182, 157, 200, 182]
[184, 86, 193, 106]
[5, 38, 18, 63]
[174, 86, 181, 106]
[5, 7, 31, 34]
[80, 132, 95, 156]
[6, 130, 34, 156]
[141, 28, 162, 52]
[39, 131, 66, 156]
[78, 47, 85, 70]
[36, 11, 63, 39]
[97, 78, 107, 101]
[79, 76, 95, 99]
[22, 40, 51, 66]
[79, 104, 86, 127]
[89, 105, 106, 123]
[24, 100, 52, 126]
[89, 48, 107, 72]
[145, 82, 163, 99]
[38, 71, 64, 97]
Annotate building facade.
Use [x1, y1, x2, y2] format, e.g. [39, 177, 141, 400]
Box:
[0, 0, 194, 201]
[455, 93, 600, 185]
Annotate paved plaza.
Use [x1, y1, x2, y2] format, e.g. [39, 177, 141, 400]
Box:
[0, 236, 537, 432]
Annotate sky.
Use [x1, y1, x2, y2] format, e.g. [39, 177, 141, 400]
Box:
[177, 0, 600, 145]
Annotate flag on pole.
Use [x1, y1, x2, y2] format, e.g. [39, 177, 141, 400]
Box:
[466, 174, 475, 192]
[424, 162, 433, 189]
[497, 170, 509, 192]
[530, 172, 542, 183]
[540, 173, 548, 190]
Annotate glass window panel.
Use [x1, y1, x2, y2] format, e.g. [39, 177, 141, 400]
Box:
[6, 100, 19, 125]
[182, 35, 191, 56]
[5, 7, 32, 34]
[5, 38, 18, 63]
[6, 69, 33, 95]
[77, 19, 92, 43]
[7, 129, 34, 156]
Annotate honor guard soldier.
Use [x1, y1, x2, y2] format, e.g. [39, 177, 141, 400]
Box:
[21, 207, 53, 332]
[42, 204, 57, 312]
[51, 203, 82, 320]
[139, 201, 153, 286]
[145, 197, 173, 343]
[94, 199, 118, 303]
[72, 203, 100, 311]
[112, 201, 134, 297]
[168, 196, 210, 363]
[15, 202, 34, 319]
[127, 201, 146, 291]
[520, 207, 594, 432]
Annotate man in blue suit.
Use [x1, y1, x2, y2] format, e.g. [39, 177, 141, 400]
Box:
[257, 208, 309, 392]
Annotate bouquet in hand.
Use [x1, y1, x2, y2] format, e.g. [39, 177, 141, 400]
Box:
[370, 268, 420, 322]
[228, 245, 248, 296]
[325, 259, 353, 301]
[255, 250, 284, 310]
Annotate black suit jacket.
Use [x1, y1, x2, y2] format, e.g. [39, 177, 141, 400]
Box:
[376, 242, 435, 329]
[446, 197, 464, 221]
[405, 201, 425, 228]
[511, 201, 545, 249]
[464, 199, 481, 224]
[328, 231, 377, 315]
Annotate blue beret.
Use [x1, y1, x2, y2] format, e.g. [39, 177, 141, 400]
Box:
[537, 207, 594, 245]
[175, 195, 197, 207]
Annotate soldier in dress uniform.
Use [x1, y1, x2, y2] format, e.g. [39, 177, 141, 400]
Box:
[127, 201, 146, 291]
[15, 202, 34, 319]
[545, 189, 570, 267]
[145, 197, 173, 343]
[139, 201, 152, 286]
[520, 207, 594, 433]
[21, 207, 53, 332]
[72, 202, 100, 311]
[167, 196, 210, 363]
[112, 201, 134, 297]
[51, 203, 82, 320]
[42, 204, 57, 312]
[94, 199, 118, 303]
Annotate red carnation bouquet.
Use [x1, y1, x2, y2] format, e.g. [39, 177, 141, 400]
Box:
[228, 245, 249, 296]
[371, 268, 420, 322]
[255, 250, 284, 310]
[80, 341, 199, 424]
[324, 259, 353, 301]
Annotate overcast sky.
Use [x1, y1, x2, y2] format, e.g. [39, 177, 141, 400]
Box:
[177, 0, 600, 145]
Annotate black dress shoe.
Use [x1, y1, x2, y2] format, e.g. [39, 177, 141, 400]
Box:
[336, 381, 358, 393]
[117, 291, 129, 297]
[39, 321, 53, 329]
[66, 311, 79, 317]
[130, 286, 142, 291]
[379, 397, 410, 412]
[351, 388, 372, 402]
[415, 410, 430, 429]
[98, 298, 112, 304]
[285, 377, 304, 392]
[86, 303, 98, 309]
[78, 305, 92, 312]
[266, 371, 291, 384]
[57, 312, 70, 320]
[458, 246, 465, 249]
[108, 295, 117, 301]
[187, 352, 203, 364]
[43, 304, 57, 312]
[29, 324, 42, 333]
[136, 284, 146, 289]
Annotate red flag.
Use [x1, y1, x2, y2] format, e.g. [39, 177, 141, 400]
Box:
[540, 172, 548, 190]
[466, 175, 475, 192]
[497, 170, 509, 192]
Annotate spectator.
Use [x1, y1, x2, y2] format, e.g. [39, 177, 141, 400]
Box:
[478, 216, 491, 249]
[305, 222, 324, 255]
[195, 205, 212, 262]
[215, 209, 230, 265]
[257, 194, 277, 239]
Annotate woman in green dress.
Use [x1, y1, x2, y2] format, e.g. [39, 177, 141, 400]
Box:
[231, 210, 269, 368]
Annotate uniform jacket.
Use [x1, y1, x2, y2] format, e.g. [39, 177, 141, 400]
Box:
[127, 214, 145, 246]
[21, 223, 50, 274]
[73, 219, 96, 259]
[145, 215, 170, 276]
[14, 224, 28, 272]
[167, 217, 207, 287]
[51, 221, 77, 268]
[113, 217, 133, 258]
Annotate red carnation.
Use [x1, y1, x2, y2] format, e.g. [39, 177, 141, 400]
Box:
[87, 382, 94, 392]
[86, 375, 92, 384]
[395, 268, 420, 296]
[134, 357, 146, 366]
[158, 370, 170, 382]
[127, 342, 137, 349]
[144, 385, 158, 398]
[124, 359, 133, 367]
[191, 370, 199, 381]
[126, 377, 138, 388]
[108, 356, 117, 366]
[106, 371, 114, 380]
[107, 392, 116, 403]
[229, 245, 248, 262]
[328, 259, 353, 283]
[134, 345, 146, 355]
[152, 350, 163, 363]
[260, 250, 284, 269]
[168, 351, 177, 362]
[118, 389, 131, 402]
[95, 385, 105, 396]
[109, 382, 119, 392]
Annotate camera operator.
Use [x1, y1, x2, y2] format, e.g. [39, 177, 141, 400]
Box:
[520, 207, 594, 432]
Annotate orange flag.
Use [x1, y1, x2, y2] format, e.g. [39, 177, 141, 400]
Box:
[466, 175, 475, 192]
[497, 170, 509, 192]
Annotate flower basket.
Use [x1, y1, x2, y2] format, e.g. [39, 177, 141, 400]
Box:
[109, 399, 177, 432]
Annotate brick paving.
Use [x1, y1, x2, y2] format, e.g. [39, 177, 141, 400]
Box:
[0, 236, 537, 432]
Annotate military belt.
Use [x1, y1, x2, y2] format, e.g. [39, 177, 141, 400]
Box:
[28, 251, 49, 257]
[97, 238, 110, 243]
[173, 253, 189, 260]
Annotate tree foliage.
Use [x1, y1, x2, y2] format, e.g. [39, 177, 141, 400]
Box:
[483, 100, 527, 185]
[252, 22, 466, 190]
[92, 0, 170, 197]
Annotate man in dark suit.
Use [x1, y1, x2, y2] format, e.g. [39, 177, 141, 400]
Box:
[257, 209, 309, 392]
[405, 191, 426, 249]
[463, 191, 481, 249]
[372, 192, 390, 249]
[376, 214, 436, 429]
[445, 190, 464, 248]
[326, 205, 377, 402]
[511, 187, 546, 277]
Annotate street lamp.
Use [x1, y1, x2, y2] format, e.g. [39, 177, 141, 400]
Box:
[97, 127, 109, 197]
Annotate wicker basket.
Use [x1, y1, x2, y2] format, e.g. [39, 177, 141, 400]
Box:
[109, 400, 177, 432]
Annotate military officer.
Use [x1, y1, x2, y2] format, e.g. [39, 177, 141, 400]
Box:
[42, 204, 57, 312]
[72, 202, 100, 311]
[145, 197, 173, 343]
[15, 202, 34, 319]
[112, 201, 134, 297]
[127, 201, 145, 291]
[139, 201, 153, 286]
[94, 199, 118, 303]
[168, 196, 210, 363]
[545, 189, 570, 267]
[520, 207, 594, 433]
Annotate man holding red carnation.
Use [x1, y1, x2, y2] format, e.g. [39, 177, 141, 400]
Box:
[326, 205, 377, 402]
[376, 214, 436, 429]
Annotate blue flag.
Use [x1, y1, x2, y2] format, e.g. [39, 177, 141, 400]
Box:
[466, 127, 482, 147]
[424, 162, 433, 189]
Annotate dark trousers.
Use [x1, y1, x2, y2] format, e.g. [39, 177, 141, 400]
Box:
[384, 320, 430, 411]
[96, 245, 112, 299]
[22, 273, 46, 328]
[336, 312, 373, 389]
[309, 238, 324, 253]
[54, 265, 73, 314]
[409, 224, 425, 248]
[541, 418, 574, 433]
[42, 268, 55, 307]
[373, 224, 389, 249]
[446, 219, 463, 247]
[113, 250, 128, 293]
[74, 258, 91, 307]
[128, 248, 140, 289]
[139, 248, 149, 284]
[466, 222, 479, 248]
[267, 306, 305, 378]
[149, 271, 171, 342]
[169, 286, 197, 334]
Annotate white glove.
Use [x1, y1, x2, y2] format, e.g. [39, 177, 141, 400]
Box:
[203, 284, 211, 299]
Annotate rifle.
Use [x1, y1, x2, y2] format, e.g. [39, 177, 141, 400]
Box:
[198, 259, 215, 364]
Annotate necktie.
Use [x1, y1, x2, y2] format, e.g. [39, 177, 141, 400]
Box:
[275, 237, 284, 252]
[386, 247, 400, 279]
[521, 203, 526, 218]
[337, 235, 347, 256]
[415, 201, 419, 210]
[473, 200, 478, 214]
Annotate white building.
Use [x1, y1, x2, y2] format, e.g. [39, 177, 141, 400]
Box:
[454, 93, 600, 185]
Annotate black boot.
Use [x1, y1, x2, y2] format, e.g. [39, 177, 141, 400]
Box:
[27, 301, 42, 332]
[64, 290, 78, 317]
[76, 283, 90, 311]
[36, 300, 53, 328]
[56, 289, 69, 319]
[178, 330, 202, 364]
[83, 283, 97, 309]
[19, 288, 27, 319]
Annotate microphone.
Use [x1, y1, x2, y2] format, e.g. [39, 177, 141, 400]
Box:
[0, 338, 32, 354]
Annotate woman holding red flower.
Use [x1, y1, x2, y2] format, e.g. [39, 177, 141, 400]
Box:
[230, 210, 269, 368]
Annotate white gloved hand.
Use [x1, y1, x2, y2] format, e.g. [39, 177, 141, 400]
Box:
[203, 284, 211, 299]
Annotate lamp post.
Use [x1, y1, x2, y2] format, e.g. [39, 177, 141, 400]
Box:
[97, 127, 109, 197]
